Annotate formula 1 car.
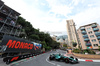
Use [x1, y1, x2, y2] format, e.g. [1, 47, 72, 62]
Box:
[49, 53, 79, 64]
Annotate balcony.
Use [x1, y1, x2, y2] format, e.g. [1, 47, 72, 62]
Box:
[82, 31, 87, 34]
[92, 25, 97, 28]
[86, 43, 91, 46]
[97, 36, 100, 40]
[93, 28, 99, 31]
[0, 17, 6, 23]
[0, 5, 11, 16]
[0, 2, 3, 8]
[95, 32, 100, 36]
[81, 27, 85, 30]
[84, 38, 89, 41]
[83, 35, 88, 38]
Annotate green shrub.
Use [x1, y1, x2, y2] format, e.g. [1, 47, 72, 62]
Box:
[72, 42, 77, 47]
[45, 46, 51, 50]
[98, 46, 100, 51]
[73, 49, 96, 54]
[83, 49, 96, 54]
[73, 49, 81, 53]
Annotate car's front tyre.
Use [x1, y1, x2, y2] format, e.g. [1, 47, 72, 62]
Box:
[70, 56, 74, 59]
[49, 55, 55, 60]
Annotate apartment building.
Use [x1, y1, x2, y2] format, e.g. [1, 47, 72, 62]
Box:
[0, 0, 21, 40]
[77, 23, 100, 50]
[66, 19, 79, 48]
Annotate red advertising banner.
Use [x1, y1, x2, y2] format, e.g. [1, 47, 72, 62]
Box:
[1, 35, 41, 53]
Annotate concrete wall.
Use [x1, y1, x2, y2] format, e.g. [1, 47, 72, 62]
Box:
[73, 53, 100, 59]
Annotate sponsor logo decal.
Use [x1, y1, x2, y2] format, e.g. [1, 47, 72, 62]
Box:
[10, 56, 19, 61]
[34, 45, 39, 50]
[6, 40, 33, 49]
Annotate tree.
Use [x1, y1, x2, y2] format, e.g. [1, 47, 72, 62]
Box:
[63, 44, 67, 47]
[17, 16, 60, 50]
[50, 41, 60, 49]
[98, 46, 100, 51]
[72, 42, 77, 47]
[17, 17, 26, 27]
[38, 32, 45, 41]
[29, 34, 39, 40]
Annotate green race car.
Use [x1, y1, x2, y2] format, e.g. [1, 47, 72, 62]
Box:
[49, 53, 79, 64]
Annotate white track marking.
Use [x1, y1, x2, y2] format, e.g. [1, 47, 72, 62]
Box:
[57, 64, 61, 66]
[78, 59, 85, 61]
[46, 57, 62, 66]
[78, 59, 100, 62]
[93, 60, 100, 62]
[46, 57, 56, 65]
[45, 50, 62, 66]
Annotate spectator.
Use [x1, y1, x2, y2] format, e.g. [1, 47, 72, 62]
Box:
[7, 17, 11, 20]
[10, 20, 15, 26]
[2, 10, 6, 13]
[15, 16, 18, 19]
[0, 18, 2, 21]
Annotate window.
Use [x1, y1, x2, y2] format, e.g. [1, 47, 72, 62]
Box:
[90, 35, 94, 38]
[92, 39, 96, 42]
[99, 41, 100, 44]
[88, 31, 92, 34]
[87, 28, 91, 30]
[93, 44, 98, 47]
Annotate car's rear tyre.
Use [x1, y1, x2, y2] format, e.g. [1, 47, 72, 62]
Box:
[69, 59, 75, 64]
[65, 58, 69, 63]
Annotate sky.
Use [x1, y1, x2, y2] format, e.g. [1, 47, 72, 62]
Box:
[2, 0, 100, 36]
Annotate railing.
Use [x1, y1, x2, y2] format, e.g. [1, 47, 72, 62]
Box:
[82, 31, 87, 34]
[95, 32, 100, 36]
[0, 17, 6, 22]
[93, 28, 99, 31]
[84, 38, 89, 41]
[83, 35, 88, 38]
[86, 43, 91, 46]
[92, 25, 97, 28]
[97, 36, 100, 39]
[81, 27, 85, 30]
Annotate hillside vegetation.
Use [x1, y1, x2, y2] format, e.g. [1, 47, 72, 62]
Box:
[17, 17, 60, 50]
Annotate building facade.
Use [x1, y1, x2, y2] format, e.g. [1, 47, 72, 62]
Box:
[66, 19, 79, 48]
[51, 35, 57, 41]
[56, 35, 68, 48]
[0, 0, 21, 40]
[77, 23, 100, 50]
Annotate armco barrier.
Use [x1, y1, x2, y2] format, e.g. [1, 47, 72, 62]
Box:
[73, 53, 100, 59]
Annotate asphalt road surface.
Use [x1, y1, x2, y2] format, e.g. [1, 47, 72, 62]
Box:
[10, 49, 100, 66]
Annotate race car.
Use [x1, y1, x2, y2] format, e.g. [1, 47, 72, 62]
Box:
[49, 53, 79, 64]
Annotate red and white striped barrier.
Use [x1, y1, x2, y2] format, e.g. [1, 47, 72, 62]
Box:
[79, 59, 100, 62]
